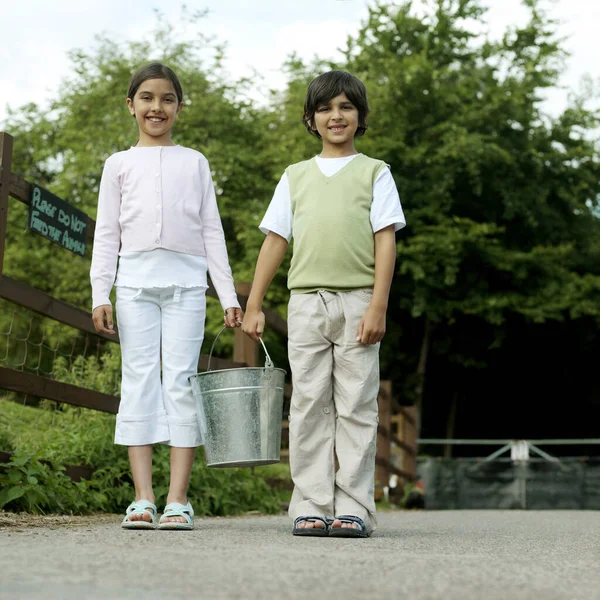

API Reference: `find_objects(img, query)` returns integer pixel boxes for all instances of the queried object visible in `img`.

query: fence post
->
[0,132,14,279]
[233,281,258,367]
[375,380,392,499]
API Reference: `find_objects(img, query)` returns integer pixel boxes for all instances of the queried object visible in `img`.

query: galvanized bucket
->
[189,328,286,468]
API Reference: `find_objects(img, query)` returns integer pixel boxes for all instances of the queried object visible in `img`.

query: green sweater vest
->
[286,154,387,294]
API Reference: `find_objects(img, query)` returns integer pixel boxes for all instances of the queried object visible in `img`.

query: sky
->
[1,0,599,125]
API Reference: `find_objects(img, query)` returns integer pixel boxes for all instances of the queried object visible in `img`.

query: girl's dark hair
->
[303,70,369,138]
[127,62,184,104]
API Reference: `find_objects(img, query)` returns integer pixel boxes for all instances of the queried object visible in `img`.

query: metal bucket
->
[189,328,286,468]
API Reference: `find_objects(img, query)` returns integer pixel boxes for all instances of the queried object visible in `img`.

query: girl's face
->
[311,93,359,152]
[126,78,183,146]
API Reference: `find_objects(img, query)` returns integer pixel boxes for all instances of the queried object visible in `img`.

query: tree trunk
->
[414,316,433,437]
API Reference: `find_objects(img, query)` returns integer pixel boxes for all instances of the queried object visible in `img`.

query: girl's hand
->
[356,305,386,345]
[92,305,116,335]
[242,309,265,342]
[224,307,243,328]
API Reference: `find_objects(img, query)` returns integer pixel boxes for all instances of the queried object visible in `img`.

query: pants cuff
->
[115,410,170,446]
[114,411,202,447]
[166,415,203,447]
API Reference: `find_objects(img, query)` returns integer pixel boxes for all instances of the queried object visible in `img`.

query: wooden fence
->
[0,130,417,498]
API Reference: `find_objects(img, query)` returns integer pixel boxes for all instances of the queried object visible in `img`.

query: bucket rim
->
[189,366,287,381]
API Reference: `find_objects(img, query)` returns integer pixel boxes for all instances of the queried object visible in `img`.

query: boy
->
[242,70,405,537]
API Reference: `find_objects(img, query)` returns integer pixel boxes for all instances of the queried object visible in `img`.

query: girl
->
[90,62,242,530]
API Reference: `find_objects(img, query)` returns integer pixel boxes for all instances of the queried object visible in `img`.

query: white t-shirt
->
[259,154,406,241]
[115,249,208,292]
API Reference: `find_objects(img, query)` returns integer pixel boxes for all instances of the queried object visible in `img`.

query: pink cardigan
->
[90,145,240,310]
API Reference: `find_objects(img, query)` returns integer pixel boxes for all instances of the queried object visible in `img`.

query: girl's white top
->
[90,145,240,311]
[114,249,209,294]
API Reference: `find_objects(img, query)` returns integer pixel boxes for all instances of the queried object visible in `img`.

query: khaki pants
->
[287,289,379,533]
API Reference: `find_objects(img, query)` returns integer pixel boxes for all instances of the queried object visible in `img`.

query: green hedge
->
[0,398,285,515]
[0,344,287,515]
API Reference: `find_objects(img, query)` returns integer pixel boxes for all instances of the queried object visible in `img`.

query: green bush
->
[0,454,87,514]
[0,347,285,516]
[0,405,282,515]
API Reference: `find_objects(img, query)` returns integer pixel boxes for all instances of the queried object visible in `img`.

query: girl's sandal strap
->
[158,502,194,530]
[122,499,157,529]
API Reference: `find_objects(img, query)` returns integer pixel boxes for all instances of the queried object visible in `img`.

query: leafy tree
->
[261,0,600,438]
[331,0,600,433]
[2,11,279,353]
[2,0,600,446]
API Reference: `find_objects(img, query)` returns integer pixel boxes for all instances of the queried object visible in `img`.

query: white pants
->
[115,286,206,447]
[287,289,380,533]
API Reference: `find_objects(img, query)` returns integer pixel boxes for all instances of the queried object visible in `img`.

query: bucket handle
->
[206,326,274,372]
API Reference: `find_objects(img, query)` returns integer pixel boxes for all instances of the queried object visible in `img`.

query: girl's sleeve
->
[199,159,241,311]
[90,156,121,310]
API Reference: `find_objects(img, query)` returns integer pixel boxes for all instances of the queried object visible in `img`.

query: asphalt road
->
[1,510,599,600]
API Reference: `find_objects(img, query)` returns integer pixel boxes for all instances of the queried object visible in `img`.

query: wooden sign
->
[28,185,87,257]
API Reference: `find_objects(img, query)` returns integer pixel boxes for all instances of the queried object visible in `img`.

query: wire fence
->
[0,307,104,376]
[0,301,118,426]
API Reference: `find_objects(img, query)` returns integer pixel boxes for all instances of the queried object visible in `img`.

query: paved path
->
[1,511,599,600]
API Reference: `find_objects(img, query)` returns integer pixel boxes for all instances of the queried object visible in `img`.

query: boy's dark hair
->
[303,70,369,138]
[127,62,184,105]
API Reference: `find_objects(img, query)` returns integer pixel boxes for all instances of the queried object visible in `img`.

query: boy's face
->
[311,93,359,149]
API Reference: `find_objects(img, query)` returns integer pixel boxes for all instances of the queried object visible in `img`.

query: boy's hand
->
[224,307,243,328]
[357,305,386,344]
[242,309,265,342]
[92,304,115,335]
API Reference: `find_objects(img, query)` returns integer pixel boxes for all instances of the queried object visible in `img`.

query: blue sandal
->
[158,501,194,530]
[292,516,331,537]
[121,499,157,529]
[329,515,369,538]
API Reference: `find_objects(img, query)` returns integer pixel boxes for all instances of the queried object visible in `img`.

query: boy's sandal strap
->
[329,515,369,538]
[292,515,331,536]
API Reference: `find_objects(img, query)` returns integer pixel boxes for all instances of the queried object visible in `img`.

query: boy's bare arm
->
[357,225,396,344]
[242,232,289,341]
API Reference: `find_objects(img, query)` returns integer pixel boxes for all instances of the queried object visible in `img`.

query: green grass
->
[0,398,284,516]
[253,462,292,507]
[1,398,117,466]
